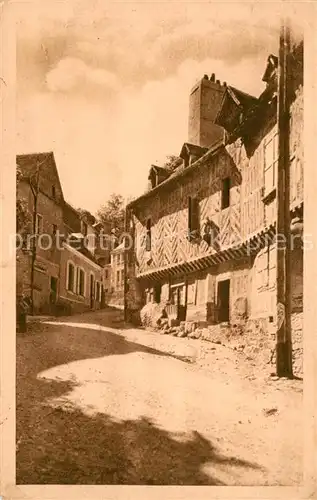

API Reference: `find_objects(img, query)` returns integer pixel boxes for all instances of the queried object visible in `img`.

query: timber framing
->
[135,200,303,283]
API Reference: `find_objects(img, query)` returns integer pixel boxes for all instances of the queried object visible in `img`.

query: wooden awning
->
[136,225,276,282]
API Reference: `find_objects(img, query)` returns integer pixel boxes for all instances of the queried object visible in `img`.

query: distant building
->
[104,241,125,307]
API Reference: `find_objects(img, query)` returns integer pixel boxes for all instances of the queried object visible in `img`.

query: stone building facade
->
[58,243,103,314]
[104,242,125,307]
[16,152,106,315]
[125,38,304,376]
[16,153,65,314]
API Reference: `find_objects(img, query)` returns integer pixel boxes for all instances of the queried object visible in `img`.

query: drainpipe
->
[276,18,293,377]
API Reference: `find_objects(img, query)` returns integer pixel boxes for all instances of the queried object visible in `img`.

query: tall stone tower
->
[188,73,226,148]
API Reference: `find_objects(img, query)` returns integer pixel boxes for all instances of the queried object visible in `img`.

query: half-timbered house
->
[125,37,303,374]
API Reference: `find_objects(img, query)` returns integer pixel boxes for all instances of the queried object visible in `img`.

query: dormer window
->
[148,165,169,190]
[180,143,208,169]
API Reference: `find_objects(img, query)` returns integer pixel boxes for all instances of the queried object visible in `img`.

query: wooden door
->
[217,279,230,323]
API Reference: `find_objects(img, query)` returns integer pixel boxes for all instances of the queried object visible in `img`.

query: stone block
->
[200,328,211,341]
[168,318,180,328]
[232,297,248,320]
[188,328,202,339]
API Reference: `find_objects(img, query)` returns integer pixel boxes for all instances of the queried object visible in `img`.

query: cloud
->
[16,0,306,213]
[45,57,120,93]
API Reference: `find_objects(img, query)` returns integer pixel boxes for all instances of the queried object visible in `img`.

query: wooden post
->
[276,19,293,377]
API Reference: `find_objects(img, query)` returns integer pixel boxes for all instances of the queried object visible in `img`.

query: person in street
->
[16,294,31,333]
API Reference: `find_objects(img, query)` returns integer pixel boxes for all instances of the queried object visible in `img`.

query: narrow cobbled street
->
[16,308,302,485]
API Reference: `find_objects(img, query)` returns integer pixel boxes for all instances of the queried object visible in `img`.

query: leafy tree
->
[16,166,31,235]
[161,155,182,172]
[97,193,125,234]
[76,207,96,226]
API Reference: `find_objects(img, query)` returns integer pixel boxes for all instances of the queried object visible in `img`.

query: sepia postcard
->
[0,0,317,499]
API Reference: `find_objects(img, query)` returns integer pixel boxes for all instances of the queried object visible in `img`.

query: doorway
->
[50,277,58,304]
[217,279,230,322]
[169,283,186,321]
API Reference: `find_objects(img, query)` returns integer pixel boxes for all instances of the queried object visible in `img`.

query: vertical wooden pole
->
[276,19,293,377]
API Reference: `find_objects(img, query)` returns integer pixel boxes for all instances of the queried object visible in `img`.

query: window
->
[116,254,120,266]
[188,196,200,240]
[120,269,124,286]
[96,281,100,301]
[35,213,43,234]
[78,268,85,296]
[221,178,231,209]
[52,224,57,235]
[146,218,152,251]
[52,185,56,198]
[264,130,278,194]
[67,262,75,292]
[116,270,120,287]
[105,269,108,279]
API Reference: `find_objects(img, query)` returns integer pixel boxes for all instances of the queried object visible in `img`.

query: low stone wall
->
[291,311,303,377]
[152,312,303,378]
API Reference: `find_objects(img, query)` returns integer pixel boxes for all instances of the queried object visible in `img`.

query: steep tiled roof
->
[17,151,65,202]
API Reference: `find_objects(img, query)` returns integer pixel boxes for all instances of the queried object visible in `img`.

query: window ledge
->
[262,187,276,204]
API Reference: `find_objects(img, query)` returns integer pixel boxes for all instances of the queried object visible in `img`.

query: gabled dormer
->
[215,86,258,136]
[148,165,170,190]
[179,143,208,168]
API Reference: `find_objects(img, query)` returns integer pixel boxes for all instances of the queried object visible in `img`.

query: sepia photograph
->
[1,0,316,496]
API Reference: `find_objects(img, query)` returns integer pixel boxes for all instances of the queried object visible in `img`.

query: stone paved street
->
[16,308,302,485]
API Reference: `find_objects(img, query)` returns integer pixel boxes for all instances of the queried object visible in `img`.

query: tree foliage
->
[161,155,182,172]
[16,166,31,234]
[76,207,96,226]
[97,193,125,233]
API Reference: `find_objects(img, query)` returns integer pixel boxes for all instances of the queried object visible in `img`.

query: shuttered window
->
[67,262,75,292]
[264,130,278,194]
[146,218,152,251]
[79,269,85,296]
[188,196,200,241]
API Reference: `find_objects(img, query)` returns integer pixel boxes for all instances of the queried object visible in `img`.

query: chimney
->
[223,81,227,87]
[188,75,226,148]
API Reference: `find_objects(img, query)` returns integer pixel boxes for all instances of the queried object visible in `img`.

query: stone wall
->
[58,245,103,315]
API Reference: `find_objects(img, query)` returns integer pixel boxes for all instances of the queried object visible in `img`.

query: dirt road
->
[16,308,302,485]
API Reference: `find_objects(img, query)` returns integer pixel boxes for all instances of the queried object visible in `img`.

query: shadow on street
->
[16,319,262,485]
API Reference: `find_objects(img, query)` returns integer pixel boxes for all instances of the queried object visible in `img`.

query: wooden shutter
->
[188,196,199,241]
[191,197,199,232]
[146,218,151,251]
[188,196,192,233]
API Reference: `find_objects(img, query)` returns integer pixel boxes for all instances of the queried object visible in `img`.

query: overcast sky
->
[16,1,304,214]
